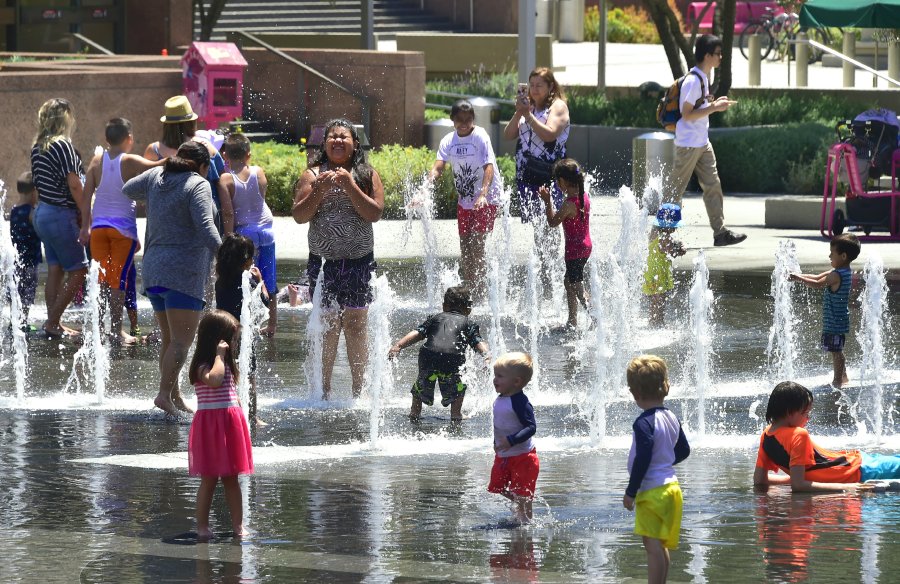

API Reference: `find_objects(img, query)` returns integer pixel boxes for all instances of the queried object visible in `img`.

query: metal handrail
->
[233,30,371,136]
[426,89,515,106]
[807,38,900,88]
[69,33,114,55]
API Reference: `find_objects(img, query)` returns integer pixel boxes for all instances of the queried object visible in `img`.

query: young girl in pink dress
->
[538,158,592,330]
[188,309,254,539]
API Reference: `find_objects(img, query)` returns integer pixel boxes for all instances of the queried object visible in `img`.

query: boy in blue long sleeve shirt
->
[623,355,690,584]
[488,352,538,525]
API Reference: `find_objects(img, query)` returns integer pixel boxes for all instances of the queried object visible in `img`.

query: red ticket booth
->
[181,42,247,130]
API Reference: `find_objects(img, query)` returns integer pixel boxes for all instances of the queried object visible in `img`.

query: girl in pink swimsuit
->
[538,158,592,330]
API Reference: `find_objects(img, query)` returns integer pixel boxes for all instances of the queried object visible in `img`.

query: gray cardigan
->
[123,167,221,301]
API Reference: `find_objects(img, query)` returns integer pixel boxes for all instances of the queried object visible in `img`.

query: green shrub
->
[425,107,450,122]
[585,6,660,43]
[248,141,308,215]
[716,93,856,127]
[711,123,833,193]
[369,144,457,219]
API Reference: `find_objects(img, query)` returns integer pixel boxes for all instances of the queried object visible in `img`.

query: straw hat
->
[160,95,198,124]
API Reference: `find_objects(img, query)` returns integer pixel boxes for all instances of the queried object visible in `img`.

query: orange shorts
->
[458,204,497,237]
[488,448,539,498]
[90,227,138,290]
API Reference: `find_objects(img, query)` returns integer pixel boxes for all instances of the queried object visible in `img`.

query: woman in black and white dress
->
[292,119,385,399]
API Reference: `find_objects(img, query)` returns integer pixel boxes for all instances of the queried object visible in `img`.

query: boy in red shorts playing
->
[488,352,539,525]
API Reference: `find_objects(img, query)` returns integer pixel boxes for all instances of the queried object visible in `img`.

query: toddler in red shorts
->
[488,351,539,524]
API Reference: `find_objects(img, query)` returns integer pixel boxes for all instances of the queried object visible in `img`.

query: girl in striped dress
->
[188,310,254,539]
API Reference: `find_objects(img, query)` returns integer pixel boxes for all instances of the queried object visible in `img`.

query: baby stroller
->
[820,109,900,240]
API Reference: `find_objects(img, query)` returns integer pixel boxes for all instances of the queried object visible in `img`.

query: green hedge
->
[247,140,516,219]
[711,123,833,194]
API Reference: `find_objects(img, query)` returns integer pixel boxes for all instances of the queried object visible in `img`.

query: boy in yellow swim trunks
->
[623,355,691,584]
[643,203,687,327]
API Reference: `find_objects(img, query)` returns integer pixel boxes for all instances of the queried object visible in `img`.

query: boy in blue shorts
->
[789,233,860,388]
[623,355,690,584]
[389,286,489,422]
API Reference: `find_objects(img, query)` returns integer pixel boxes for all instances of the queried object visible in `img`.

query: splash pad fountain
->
[1,179,899,582]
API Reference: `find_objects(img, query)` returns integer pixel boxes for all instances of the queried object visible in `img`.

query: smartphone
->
[517,82,528,100]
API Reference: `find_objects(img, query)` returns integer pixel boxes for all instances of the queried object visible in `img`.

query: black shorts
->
[565,257,589,283]
[307,252,377,309]
[412,349,466,406]
[821,333,846,353]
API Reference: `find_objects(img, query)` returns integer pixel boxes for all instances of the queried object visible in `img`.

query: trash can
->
[425,118,454,152]
[557,0,585,43]
[632,132,674,213]
[536,0,555,37]
[469,97,502,150]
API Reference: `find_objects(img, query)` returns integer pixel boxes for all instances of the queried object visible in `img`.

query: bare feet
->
[196,527,214,541]
[234,525,249,537]
[172,393,194,414]
[261,324,276,338]
[153,394,179,417]
[112,331,137,345]
[831,376,850,389]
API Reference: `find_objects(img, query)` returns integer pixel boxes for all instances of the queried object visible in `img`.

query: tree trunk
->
[195,0,228,41]
[643,0,694,78]
[715,0,736,96]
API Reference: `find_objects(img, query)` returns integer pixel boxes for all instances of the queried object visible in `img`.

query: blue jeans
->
[32,203,88,272]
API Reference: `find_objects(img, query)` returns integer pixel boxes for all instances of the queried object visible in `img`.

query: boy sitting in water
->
[753,381,900,492]
[389,286,489,422]
[789,233,860,388]
[623,355,690,584]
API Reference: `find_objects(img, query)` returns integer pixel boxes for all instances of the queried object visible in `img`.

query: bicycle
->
[739,7,830,64]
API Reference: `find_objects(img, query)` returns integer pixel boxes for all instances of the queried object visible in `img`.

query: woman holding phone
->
[503,67,570,292]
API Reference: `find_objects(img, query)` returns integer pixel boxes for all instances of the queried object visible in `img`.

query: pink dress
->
[188,366,254,477]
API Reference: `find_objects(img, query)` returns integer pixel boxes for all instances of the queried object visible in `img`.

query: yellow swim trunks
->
[634,481,683,550]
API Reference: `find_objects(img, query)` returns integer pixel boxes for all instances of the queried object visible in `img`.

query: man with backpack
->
[667,34,746,247]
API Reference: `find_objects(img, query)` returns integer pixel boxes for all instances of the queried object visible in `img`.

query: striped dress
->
[307,163,374,261]
[188,366,254,477]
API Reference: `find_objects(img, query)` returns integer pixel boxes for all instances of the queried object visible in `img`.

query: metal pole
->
[748,33,761,86]
[843,32,856,87]
[597,0,606,89]
[889,41,900,82]
[518,0,536,83]
[470,0,474,31]
[795,32,808,87]
[361,0,375,50]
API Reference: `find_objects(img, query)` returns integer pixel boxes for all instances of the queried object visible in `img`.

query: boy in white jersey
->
[488,352,539,525]
[623,355,690,584]
[219,133,278,336]
[83,118,162,344]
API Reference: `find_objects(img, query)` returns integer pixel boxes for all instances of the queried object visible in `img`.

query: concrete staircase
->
[201,0,466,40]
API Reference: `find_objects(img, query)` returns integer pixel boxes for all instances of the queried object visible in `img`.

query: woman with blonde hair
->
[503,68,571,294]
[30,98,90,338]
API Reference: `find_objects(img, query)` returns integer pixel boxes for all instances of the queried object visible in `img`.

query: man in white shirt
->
[669,35,746,247]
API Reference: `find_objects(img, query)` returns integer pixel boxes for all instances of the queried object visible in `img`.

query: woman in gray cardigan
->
[124,141,221,417]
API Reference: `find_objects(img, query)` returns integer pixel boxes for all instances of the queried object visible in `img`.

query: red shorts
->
[458,204,497,237]
[488,448,539,498]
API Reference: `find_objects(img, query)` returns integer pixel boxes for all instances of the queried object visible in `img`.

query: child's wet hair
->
[764,381,813,423]
[16,172,34,195]
[443,286,472,313]
[450,99,475,121]
[164,141,210,175]
[830,233,861,262]
[494,352,534,385]
[105,118,133,146]
[188,309,240,384]
[552,158,586,213]
[626,355,669,400]
[222,132,252,161]
[217,233,255,282]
